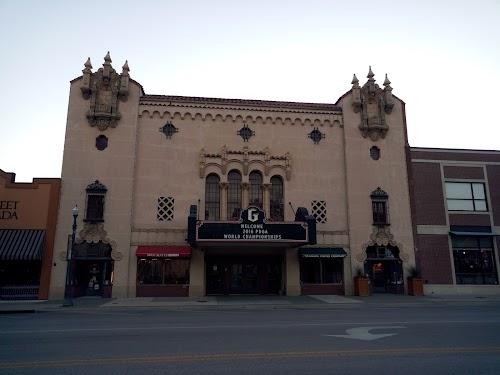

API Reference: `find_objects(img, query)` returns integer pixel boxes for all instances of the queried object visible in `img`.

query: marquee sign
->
[196,207,309,243]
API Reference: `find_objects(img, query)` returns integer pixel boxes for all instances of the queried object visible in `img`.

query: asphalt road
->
[1,301,500,374]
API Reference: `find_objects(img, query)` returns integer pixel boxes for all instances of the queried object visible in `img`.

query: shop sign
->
[0,200,19,220]
[197,206,308,243]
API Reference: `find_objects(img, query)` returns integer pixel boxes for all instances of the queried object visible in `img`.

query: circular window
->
[370,146,380,160]
[96,135,108,151]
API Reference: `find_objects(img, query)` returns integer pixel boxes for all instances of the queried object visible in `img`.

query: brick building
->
[410,148,500,295]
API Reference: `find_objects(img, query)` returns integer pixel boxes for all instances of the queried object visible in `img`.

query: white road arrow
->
[324,326,406,341]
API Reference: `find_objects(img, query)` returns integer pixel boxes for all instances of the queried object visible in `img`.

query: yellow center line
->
[2,347,500,369]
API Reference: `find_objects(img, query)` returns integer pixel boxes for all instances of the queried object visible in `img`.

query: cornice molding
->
[138,107,343,128]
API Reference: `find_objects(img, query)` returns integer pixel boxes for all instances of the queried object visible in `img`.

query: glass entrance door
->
[206,256,282,295]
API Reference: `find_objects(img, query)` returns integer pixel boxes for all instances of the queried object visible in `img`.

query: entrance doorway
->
[74,260,112,297]
[206,256,282,295]
[70,241,113,298]
[365,246,403,294]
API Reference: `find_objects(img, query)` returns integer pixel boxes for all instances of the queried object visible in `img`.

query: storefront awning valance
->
[136,246,192,258]
[449,225,496,237]
[0,229,45,261]
[299,247,347,258]
[449,231,496,237]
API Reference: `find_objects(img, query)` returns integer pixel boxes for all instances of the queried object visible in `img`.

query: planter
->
[407,277,424,296]
[102,285,113,298]
[354,277,370,296]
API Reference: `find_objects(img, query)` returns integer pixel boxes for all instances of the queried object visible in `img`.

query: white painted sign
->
[324,326,406,341]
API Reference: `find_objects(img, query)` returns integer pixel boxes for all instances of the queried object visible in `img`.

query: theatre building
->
[49,53,417,299]
[410,148,500,295]
[0,169,60,299]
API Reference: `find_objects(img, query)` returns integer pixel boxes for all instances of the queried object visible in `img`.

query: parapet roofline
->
[411,147,500,154]
[140,95,342,112]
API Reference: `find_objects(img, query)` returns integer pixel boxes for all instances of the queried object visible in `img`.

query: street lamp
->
[63,205,79,307]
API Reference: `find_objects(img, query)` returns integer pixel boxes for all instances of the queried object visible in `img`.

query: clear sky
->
[1,0,499,182]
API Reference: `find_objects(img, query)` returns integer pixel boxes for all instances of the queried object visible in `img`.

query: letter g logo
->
[248,208,259,222]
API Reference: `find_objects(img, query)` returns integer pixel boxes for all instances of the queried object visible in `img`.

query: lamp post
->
[63,205,79,307]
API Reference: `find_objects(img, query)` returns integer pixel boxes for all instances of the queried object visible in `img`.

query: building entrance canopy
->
[136,246,192,258]
[299,247,347,258]
[188,206,316,247]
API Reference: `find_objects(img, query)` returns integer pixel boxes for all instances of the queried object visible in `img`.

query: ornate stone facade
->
[50,56,417,299]
[80,52,130,130]
[352,67,394,141]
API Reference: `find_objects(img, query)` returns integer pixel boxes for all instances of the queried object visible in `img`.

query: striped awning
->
[0,230,45,261]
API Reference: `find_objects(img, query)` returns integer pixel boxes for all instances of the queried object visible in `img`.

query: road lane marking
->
[2,320,500,334]
[324,326,406,341]
[1,347,500,369]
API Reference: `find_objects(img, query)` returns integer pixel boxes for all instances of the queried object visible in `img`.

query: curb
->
[0,309,36,314]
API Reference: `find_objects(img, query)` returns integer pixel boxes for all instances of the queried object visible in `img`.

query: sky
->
[1,0,499,182]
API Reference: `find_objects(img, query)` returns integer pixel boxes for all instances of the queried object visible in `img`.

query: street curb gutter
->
[0,309,36,314]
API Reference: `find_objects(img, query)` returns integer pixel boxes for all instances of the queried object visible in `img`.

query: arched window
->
[270,176,284,221]
[227,170,242,219]
[205,174,220,220]
[370,187,389,225]
[249,171,263,208]
[85,180,107,222]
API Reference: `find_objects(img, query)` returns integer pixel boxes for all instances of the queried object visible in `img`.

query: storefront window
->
[137,258,190,285]
[300,258,343,284]
[452,236,498,285]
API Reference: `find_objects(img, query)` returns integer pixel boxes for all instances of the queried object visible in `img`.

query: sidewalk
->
[2,293,500,313]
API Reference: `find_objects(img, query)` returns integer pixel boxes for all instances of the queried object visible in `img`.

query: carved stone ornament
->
[76,222,120,259]
[199,146,292,180]
[80,52,130,131]
[368,226,396,247]
[351,67,395,141]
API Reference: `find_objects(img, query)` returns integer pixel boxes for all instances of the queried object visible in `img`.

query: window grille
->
[157,196,174,221]
[311,200,327,223]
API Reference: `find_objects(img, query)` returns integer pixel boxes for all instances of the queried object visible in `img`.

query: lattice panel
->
[157,196,174,221]
[311,200,327,223]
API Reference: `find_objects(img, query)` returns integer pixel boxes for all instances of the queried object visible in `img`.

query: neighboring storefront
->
[410,148,500,295]
[0,169,60,300]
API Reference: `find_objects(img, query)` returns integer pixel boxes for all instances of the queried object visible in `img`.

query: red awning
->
[136,246,192,258]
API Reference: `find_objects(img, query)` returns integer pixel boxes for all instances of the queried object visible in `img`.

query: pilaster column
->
[263,183,271,218]
[241,182,249,209]
[219,182,228,220]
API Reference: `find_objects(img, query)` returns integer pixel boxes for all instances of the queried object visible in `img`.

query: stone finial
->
[81,57,93,98]
[102,51,113,79]
[351,74,359,88]
[383,73,391,87]
[104,51,112,65]
[121,60,130,76]
[119,59,130,100]
[83,57,92,73]
[351,73,362,112]
[383,74,394,114]
[367,66,375,81]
